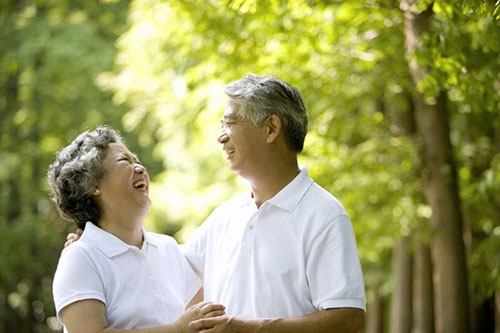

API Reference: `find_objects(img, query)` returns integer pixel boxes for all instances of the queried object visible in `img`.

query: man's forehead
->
[223,113,240,119]
[223,101,241,118]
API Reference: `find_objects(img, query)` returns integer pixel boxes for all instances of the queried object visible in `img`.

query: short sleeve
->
[52,245,106,323]
[180,213,215,279]
[179,248,203,305]
[160,234,203,305]
[306,215,366,311]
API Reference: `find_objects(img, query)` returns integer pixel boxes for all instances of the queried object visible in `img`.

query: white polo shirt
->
[182,168,366,317]
[53,222,200,329]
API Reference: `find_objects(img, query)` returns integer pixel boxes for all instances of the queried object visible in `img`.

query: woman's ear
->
[92,187,101,196]
[265,115,282,143]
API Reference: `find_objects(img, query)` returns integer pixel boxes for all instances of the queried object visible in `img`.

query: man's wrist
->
[230,316,277,333]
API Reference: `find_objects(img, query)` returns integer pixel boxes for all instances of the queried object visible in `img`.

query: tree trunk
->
[400,1,470,332]
[390,238,413,333]
[1,69,20,224]
[494,115,500,333]
[495,291,500,333]
[366,283,385,333]
[413,242,434,333]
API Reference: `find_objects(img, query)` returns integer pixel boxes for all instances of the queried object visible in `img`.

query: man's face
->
[218,101,267,179]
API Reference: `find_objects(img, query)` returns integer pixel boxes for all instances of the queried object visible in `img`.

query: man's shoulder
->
[306,181,347,213]
[215,192,250,211]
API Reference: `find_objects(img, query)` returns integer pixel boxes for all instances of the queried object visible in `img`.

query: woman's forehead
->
[107,142,129,153]
[108,142,141,160]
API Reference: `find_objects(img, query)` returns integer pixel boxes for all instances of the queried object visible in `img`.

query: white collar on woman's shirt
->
[79,221,154,258]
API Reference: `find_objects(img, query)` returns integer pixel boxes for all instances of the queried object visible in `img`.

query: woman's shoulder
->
[59,238,99,262]
[145,231,179,247]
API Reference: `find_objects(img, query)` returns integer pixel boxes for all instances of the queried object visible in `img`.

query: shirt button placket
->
[145,256,166,312]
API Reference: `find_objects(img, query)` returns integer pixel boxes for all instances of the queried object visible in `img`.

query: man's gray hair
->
[224,74,308,152]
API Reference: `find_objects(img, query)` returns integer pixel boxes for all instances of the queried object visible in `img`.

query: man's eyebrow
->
[223,114,240,120]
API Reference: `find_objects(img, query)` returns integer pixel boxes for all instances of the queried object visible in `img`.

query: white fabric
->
[53,222,201,329]
[182,168,366,317]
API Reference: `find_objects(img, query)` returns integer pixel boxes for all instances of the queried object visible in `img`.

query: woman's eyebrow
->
[131,152,141,163]
[117,151,140,162]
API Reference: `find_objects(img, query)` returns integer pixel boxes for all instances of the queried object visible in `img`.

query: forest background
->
[0,0,499,332]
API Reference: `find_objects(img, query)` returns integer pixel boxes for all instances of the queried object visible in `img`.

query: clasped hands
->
[176,301,234,333]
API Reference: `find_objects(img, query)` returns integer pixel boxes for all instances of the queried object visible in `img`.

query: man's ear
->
[265,115,282,143]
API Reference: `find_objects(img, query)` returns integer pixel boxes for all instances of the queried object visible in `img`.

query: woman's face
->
[95,142,151,215]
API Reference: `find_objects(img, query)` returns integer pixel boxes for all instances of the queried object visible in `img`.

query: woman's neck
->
[98,213,145,248]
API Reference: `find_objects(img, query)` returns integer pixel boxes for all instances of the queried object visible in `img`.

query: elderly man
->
[184,74,366,332]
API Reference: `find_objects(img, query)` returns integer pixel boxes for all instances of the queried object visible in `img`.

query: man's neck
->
[250,165,300,208]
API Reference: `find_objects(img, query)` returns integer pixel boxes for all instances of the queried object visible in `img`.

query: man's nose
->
[218,132,229,144]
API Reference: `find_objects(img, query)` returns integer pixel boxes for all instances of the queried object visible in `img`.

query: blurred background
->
[0,0,499,332]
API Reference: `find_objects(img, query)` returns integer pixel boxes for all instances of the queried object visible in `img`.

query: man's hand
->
[64,228,83,248]
[189,315,236,332]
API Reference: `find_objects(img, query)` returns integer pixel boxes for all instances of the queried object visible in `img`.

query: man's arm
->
[189,307,365,333]
[64,229,82,247]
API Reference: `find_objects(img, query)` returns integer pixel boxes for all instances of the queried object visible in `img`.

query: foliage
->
[0,0,155,331]
[423,0,500,306]
[0,0,499,331]
[113,0,420,294]
[113,0,500,321]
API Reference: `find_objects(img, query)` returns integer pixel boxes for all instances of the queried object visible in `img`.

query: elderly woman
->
[48,126,224,332]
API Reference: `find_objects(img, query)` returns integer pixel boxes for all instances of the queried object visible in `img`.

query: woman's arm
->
[186,287,204,310]
[60,299,225,333]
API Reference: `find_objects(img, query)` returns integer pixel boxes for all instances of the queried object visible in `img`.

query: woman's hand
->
[174,301,226,333]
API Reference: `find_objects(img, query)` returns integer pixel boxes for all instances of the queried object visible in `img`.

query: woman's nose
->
[134,164,146,174]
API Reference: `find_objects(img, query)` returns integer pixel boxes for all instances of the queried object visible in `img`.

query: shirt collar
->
[241,167,313,212]
[81,222,156,258]
[267,167,312,211]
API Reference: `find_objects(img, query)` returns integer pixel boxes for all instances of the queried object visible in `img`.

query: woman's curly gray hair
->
[47,126,123,229]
